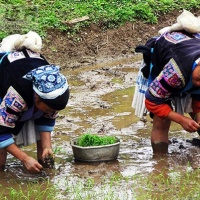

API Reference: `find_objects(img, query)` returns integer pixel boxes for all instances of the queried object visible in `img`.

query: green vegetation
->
[77,133,118,146]
[67,168,200,199]
[2,167,200,199]
[0,0,200,39]
[2,167,198,199]
[0,180,57,200]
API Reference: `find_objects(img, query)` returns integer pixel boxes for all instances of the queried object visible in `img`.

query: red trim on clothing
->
[145,99,172,117]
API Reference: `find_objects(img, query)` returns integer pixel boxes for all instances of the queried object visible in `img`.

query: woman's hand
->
[167,111,200,132]
[22,155,43,173]
[39,132,55,168]
[179,116,200,132]
[40,147,55,168]
[42,147,54,160]
[5,144,43,173]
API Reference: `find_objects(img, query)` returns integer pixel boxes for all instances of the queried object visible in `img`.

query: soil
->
[42,9,200,68]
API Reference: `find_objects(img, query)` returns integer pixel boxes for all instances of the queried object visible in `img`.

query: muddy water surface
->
[1,55,200,199]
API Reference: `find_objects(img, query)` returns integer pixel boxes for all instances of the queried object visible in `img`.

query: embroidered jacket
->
[145,31,200,117]
[0,50,57,148]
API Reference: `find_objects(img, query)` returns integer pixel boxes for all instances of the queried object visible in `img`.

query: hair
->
[40,88,70,110]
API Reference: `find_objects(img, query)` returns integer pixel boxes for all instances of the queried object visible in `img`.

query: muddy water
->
[1,55,200,198]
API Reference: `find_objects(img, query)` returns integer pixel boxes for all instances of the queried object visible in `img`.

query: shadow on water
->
[1,55,200,198]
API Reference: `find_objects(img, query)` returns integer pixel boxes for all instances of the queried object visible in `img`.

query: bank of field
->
[0,0,200,38]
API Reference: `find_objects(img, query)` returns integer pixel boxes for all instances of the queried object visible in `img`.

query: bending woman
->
[0,49,69,172]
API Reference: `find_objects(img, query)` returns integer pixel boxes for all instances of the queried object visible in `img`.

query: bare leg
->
[151,115,171,154]
[0,149,7,171]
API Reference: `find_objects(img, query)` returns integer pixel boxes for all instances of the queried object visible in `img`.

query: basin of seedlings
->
[70,133,120,162]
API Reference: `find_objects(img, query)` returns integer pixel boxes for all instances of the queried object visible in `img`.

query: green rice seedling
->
[3,180,57,200]
[76,133,118,147]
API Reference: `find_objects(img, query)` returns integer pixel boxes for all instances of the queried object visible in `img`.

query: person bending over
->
[142,31,200,153]
[0,49,69,173]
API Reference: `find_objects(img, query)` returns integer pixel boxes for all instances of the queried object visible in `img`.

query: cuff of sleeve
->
[145,99,172,118]
[0,137,14,148]
[35,125,54,132]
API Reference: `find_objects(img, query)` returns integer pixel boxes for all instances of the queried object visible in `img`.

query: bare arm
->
[5,143,43,173]
[167,111,200,132]
[39,131,52,149]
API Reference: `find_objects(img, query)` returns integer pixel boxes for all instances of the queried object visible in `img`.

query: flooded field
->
[1,55,200,199]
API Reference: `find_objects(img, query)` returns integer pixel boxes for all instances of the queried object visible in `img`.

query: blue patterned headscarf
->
[23,65,69,110]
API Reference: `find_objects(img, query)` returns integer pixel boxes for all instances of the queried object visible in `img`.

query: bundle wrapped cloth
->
[0,31,42,53]
[158,9,200,35]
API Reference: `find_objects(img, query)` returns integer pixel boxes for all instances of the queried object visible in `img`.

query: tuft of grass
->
[77,133,118,147]
[0,179,58,200]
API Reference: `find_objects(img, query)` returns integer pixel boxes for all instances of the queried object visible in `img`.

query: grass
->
[0,179,58,200]
[0,0,200,39]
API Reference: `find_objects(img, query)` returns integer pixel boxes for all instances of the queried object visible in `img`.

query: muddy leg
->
[0,148,7,171]
[151,115,171,154]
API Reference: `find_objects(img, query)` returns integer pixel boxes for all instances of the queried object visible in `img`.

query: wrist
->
[5,143,29,162]
[18,152,29,162]
[43,147,52,150]
[167,111,183,124]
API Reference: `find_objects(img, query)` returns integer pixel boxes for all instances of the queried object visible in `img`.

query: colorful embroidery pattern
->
[0,86,27,128]
[149,59,185,99]
[7,51,26,63]
[162,59,185,87]
[164,32,191,44]
[26,49,44,60]
[149,80,170,98]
